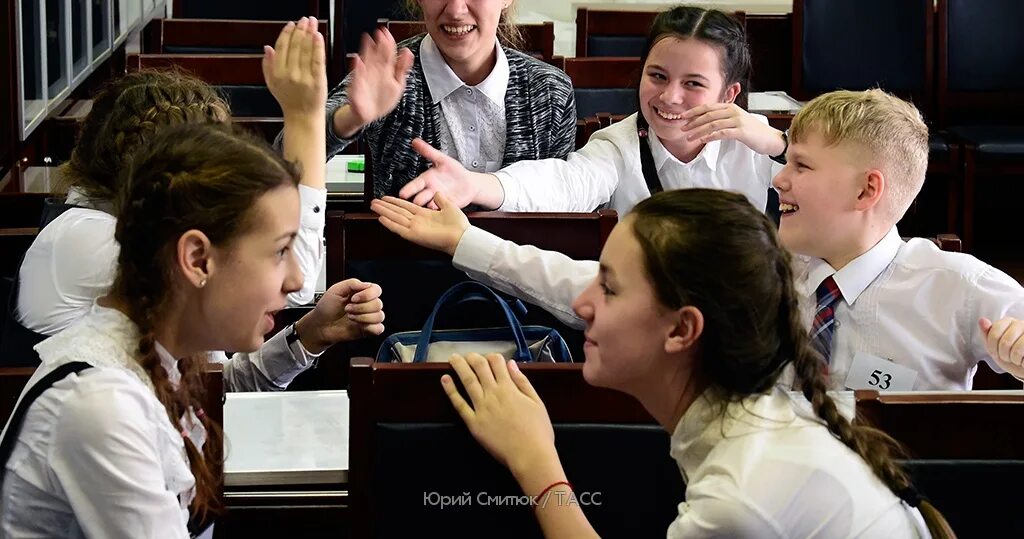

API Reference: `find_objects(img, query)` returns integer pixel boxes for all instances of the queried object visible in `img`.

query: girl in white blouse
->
[397,6,787,217]
[0,23,385,538]
[372,189,955,538]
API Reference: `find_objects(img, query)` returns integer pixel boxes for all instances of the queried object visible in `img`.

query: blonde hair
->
[789,89,929,224]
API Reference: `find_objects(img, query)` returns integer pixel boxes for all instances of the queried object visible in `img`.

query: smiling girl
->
[321,0,576,198]
[398,6,787,216]
[371,189,954,538]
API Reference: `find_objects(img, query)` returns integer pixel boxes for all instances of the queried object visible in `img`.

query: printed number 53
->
[869,369,892,390]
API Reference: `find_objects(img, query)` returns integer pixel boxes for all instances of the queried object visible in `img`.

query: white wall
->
[514,0,792,56]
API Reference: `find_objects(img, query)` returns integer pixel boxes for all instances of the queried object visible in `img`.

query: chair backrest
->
[792,0,934,106]
[325,210,617,377]
[855,389,1024,536]
[937,0,1024,125]
[126,53,280,117]
[575,7,747,58]
[348,359,685,538]
[563,57,640,118]
[171,0,320,20]
[382,19,555,61]
[144,18,329,55]
[855,390,1024,459]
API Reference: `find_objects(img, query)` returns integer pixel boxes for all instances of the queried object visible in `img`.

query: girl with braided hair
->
[0,23,384,536]
[371,188,954,538]
[15,17,328,338]
[5,19,383,377]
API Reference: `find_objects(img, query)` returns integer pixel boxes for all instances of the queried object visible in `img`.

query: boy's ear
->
[665,306,704,354]
[722,82,742,104]
[854,169,885,211]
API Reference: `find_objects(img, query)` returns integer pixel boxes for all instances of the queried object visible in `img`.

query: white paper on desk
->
[748,91,803,113]
[223,390,349,473]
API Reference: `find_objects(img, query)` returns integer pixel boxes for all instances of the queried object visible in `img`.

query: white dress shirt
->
[453,225,593,329]
[16,184,327,336]
[796,226,1024,390]
[0,304,298,538]
[668,387,929,538]
[420,35,508,173]
[494,113,782,216]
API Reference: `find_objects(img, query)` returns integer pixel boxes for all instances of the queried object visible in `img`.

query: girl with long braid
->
[0,22,383,537]
[372,188,955,538]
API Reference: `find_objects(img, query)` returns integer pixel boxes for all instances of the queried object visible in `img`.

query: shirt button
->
[313,205,321,213]
[465,88,473,95]
[469,125,476,131]
[472,160,479,167]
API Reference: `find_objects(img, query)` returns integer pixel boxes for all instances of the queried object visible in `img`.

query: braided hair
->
[110,123,299,521]
[630,189,955,538]
[57,69,230,208]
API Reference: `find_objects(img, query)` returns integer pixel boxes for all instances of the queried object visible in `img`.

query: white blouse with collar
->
[668,387,929,538]
[0,305,205,538]
[494,113,782,217]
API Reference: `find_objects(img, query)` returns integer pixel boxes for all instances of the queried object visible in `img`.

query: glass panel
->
[72,0,88,77]
[45,0,68,98]
[91,0,109,59]
[112,0,121,40]
[20,0,46,133]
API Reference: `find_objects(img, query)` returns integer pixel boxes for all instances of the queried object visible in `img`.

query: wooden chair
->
[381,19,555,62]
[937,0,1024,254]
[171,0,320,21]
[143,18,328,54]
[348,359,684,538]
[323,210,616,386]
[575,8,746,58]
[855,390,1024,536]
[562,57,641,119]
[127,53,279,117]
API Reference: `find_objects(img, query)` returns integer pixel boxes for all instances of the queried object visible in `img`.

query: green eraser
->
[347,159,365,172]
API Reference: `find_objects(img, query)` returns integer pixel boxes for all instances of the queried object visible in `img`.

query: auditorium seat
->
[856,390,1024,537]
[563,57,640,119]
[348,359,685,538]
[937,0,1024,254]
[127,53,280,117]
[575,8,746,58]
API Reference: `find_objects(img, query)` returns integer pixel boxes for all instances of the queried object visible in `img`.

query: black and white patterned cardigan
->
[325,34,577,198]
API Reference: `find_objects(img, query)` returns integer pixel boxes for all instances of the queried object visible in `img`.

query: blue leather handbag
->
[377,281,573,363]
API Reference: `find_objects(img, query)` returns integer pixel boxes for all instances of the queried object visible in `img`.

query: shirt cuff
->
[257,329,317,387]
[494,171,520,211]
[453,225,503,275]
[298,184,327,229]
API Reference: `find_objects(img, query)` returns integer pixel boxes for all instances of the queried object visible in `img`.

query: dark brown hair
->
[636,6,751,132]
[110,123,300,521]
[630,188,955,539]
[58,69,230,208]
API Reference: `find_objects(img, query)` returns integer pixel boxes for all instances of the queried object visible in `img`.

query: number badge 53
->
[843,352,918,391]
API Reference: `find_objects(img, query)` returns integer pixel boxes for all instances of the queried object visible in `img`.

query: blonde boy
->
[773,89,1024,390]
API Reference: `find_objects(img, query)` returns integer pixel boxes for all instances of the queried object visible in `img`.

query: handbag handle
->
[413,281,532,362]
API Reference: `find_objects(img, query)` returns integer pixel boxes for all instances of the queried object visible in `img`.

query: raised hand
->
[262,17,327,118]
[295,279,385,353]
[979,317,1024,380]
[346,28,415,127]
[680,103,787,156]
[371,192,470,256]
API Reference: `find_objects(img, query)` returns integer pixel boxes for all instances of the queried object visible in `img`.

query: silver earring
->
[199,278,207,288]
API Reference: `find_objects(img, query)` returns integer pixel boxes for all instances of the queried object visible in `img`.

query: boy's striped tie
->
[810,275,843,364]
